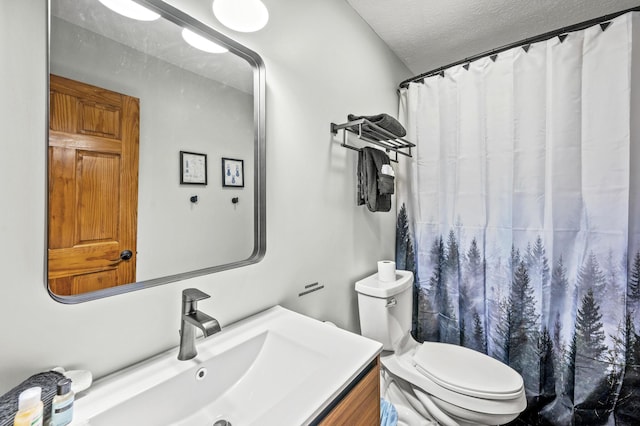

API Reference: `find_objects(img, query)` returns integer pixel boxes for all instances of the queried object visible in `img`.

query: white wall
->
[0,0,410,393]
[50,18,255,280]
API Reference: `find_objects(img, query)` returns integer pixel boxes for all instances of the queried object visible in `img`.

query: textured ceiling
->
[347,0,640,76]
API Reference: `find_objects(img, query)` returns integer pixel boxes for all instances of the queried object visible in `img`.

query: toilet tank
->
[355,270,413,351]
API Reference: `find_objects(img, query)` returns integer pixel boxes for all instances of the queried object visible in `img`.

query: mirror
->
[47,0,265,302]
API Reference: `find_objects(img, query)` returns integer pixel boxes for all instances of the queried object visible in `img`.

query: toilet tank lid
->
[355,270,413,298]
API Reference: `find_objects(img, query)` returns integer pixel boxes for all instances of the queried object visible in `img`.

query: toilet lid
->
[412,342,524,400]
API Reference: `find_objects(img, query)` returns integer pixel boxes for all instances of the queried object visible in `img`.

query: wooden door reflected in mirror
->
[48,75,139,295]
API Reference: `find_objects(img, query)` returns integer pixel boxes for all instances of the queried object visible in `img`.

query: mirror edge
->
[46,0,266,304]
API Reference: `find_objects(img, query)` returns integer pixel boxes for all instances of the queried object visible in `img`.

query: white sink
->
[72,306,382,426]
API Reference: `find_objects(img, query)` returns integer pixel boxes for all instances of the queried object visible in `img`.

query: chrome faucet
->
[178,288,221,361]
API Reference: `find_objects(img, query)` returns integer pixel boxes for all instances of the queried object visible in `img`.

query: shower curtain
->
[396,12,640,425]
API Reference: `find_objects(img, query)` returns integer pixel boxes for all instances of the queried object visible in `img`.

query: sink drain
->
[213,421,231,426]
[195,367,207,381]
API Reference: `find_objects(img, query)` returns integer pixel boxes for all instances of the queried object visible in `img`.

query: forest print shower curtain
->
[396,12,640,425]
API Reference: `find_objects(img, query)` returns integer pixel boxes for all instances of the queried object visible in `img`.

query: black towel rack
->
[330,118,415,162]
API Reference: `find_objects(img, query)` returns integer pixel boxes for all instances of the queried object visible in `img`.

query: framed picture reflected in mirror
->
[222,157,244,187]
[180,151,208,185]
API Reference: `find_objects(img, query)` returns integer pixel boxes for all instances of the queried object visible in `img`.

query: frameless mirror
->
[47,0,265,302]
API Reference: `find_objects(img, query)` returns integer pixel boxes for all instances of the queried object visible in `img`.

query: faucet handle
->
[182,288,211,303]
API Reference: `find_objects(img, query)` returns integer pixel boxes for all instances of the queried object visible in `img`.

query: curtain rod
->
[398,5,640,89]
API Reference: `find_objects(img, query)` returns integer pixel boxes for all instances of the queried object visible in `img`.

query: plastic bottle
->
[13,387,43,426]
[49,378,74,426]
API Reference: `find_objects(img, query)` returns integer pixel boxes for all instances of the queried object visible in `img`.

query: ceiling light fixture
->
[181,29,228,54]
[98,0,160,21]
[212,0,269,33]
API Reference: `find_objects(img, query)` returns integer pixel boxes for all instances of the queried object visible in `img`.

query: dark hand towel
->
[378,173,395,195]
[348,113,407,138]
[359,147,393,212]
[357,150,366,206]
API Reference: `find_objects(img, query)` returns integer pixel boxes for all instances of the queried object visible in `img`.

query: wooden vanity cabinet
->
[316,357,380,426]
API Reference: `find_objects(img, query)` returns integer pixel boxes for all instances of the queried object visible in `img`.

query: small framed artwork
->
[180,151,207,185]
[222,157,244,187]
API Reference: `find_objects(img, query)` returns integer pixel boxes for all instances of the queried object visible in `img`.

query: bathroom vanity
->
[70,306,382,425]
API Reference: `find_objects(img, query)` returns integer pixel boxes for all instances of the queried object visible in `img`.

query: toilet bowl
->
[356,270,526,425]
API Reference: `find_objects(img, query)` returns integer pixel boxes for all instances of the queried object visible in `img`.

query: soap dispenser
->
[49,378,74,426]
[13,387,43,426]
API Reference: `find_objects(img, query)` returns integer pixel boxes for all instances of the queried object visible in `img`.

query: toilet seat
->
[412,342,524,400]
[381,337,527,416]
[381,349,527,424]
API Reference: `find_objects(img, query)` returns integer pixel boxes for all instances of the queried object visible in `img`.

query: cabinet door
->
[319,358,380,426]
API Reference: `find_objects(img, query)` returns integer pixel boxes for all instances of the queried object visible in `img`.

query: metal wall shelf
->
[330,118,414,162]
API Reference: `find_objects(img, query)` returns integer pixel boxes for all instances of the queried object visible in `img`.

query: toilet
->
[356,270,526,426]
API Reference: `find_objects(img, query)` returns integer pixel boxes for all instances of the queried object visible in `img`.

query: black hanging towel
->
[358,147,393,212]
